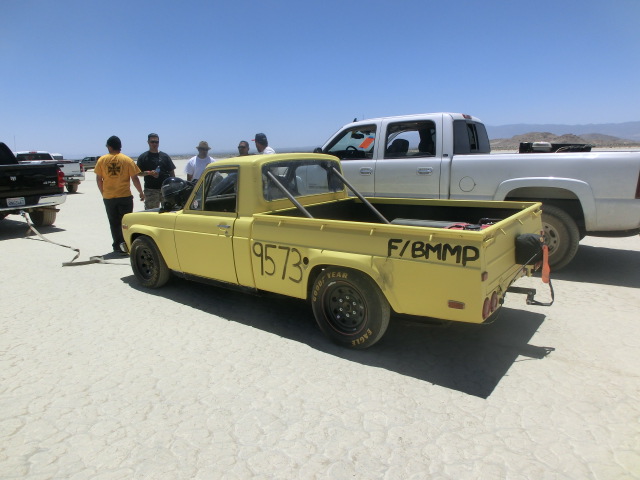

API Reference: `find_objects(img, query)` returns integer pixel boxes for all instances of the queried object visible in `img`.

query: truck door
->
[323,123,378,196]
[174,168,239,284]
[374,117,443,198]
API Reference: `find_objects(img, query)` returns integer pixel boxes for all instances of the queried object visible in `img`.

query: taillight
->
[57,168,65,188]
[635,171,640,199]
[80,163,85,172]
[482,298,491,319]
[490,292,499,312]
[482,291,501,320]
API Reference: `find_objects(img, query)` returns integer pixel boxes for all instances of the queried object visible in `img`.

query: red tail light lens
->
[482,297,491,319]
[490,292,499,312]
[80,163,85,172]
[57,169,65,188]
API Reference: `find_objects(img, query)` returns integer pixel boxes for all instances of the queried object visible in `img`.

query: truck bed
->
[267,196,537,228]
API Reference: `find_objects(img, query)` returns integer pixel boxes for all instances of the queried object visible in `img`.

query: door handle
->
[217,224,231,236]
[359,167,373,175]
[417,167,433,175]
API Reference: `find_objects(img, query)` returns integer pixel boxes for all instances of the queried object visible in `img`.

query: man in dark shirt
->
[136,133,176,209]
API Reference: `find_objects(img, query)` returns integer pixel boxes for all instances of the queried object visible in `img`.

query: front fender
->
[122,212,180,270]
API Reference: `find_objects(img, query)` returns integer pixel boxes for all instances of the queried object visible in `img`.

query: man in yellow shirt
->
[95,136,145,253]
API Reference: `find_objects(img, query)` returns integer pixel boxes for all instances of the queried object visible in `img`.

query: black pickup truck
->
[0,142,66,226]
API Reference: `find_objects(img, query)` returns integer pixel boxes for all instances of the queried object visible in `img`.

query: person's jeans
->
[103,196,133,251]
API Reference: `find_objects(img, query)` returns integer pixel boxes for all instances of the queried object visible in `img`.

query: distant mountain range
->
[487,121,640,150]
[487,121,640,142]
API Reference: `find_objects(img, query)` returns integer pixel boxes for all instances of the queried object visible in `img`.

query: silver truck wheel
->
[542,205,580,270]
[29,209,56,227]
[130,236,170,288]
[66,183,78,193]
[311,268,390,349]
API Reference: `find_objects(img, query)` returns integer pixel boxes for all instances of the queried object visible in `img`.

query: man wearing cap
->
[136,133,176,209]
[253,133,276,154]
[95,135,144,254]
[185,141,215,182]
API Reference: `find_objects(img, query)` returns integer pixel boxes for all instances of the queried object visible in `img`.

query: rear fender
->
[494,178,596,230]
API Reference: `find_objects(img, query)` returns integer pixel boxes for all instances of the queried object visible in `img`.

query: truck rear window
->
[453,120,491,154]
[262,160,344,200]
[16,153,54,161]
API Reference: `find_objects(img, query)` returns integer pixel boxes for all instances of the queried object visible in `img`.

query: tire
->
[541,204,580,270]
[66,183,78,193]
[130,236,171,288]
[29,209,56,227]
[311,267,390,349]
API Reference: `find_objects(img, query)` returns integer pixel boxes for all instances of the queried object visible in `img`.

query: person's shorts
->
[144,188,162,210]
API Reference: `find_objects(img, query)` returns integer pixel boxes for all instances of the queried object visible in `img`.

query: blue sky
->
[2,0,639,157]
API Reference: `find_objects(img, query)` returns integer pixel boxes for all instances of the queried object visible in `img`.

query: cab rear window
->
[16,153,53,161]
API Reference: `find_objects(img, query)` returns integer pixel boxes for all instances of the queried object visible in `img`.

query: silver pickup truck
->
[16,151,85,193]
[321,113,640,269]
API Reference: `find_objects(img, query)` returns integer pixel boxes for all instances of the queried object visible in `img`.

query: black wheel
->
[130,236,170,288]
[542,204,580,270]
[311,267,390,349]
[66,183,78,193]
[29,209,56,226]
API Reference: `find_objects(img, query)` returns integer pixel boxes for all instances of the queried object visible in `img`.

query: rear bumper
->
[65,176,85,183]
[0,193,66,212]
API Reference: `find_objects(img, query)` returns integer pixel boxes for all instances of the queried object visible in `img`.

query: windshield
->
[324,125,376,160]
[262,160,344,200]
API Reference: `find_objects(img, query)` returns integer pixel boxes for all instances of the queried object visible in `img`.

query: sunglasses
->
[149,140,159,144]
[238,145,247,149]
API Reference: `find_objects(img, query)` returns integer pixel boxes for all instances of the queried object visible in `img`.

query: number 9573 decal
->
[252,242,305,283]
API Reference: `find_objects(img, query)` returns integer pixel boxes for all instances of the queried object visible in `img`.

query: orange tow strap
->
[542,244,550,284]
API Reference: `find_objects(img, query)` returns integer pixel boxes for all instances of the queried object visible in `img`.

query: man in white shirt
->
[253,133,276,154]
[184,141,215,182]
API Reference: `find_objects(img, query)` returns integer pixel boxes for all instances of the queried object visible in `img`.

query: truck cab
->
[322,113,490,198]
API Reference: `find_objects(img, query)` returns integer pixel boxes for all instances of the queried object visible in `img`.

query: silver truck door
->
[374,116,443,198]
[323,123,379,196]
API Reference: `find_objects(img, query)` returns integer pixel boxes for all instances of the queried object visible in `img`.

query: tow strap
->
[20,211,127,267]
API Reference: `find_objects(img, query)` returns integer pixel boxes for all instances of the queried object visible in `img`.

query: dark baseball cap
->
[253,133,267,144]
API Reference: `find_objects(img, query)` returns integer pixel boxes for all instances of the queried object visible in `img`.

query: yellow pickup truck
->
[122,153,549,349]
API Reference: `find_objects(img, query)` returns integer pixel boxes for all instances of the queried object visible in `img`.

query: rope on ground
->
[20,211,127,267]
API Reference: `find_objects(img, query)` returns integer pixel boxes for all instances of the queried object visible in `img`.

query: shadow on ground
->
[124,275,551,398]
[0,217,65,240]
[545,243,640,288]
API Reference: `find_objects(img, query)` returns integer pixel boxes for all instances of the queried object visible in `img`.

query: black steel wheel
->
[130,236,170,288]
[311,267,390,349]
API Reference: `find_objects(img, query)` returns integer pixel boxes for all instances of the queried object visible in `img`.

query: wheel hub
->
[326,285,366,333]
